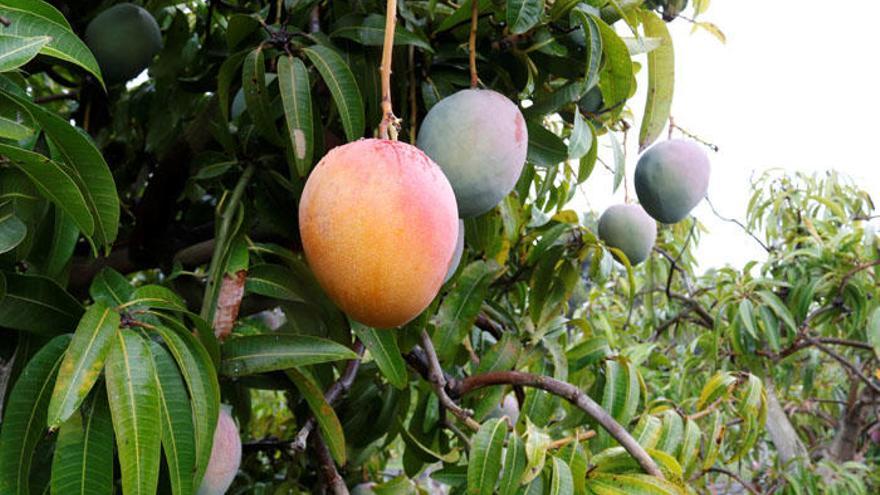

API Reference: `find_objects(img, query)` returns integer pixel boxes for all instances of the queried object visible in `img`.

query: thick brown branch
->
[456,371,664,478]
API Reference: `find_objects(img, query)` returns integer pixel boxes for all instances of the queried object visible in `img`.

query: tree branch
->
[419,330,481,431]
[377,0,399,139]
[706,467,759,495]
[455,371,664,478]
[812,341,880,395]
[312,433,349,495]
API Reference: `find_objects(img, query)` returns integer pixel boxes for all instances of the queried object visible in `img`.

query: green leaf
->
[594,358,640,450]
[868,306,880,359]
[151,325,219,487]
[287,368,347,465]
[0,115,33,140]
[595,17,634,114]
[527,121,568,167]
[0,90,118,249]
[609,131,624,193]
[522,420,551,484]
[507,0,544,35]
[498,433,526,495]
[0,272,82,335]
[586,473,684,494]
[152,343,196,495]
[220,334,358,376]
[638,11,674,151]
[568,110,593,160]
[467,418,507,495]
[654,410,683,455]
[244,263,307,302]
[242,46,283,146]
[104,330,162,495]
[277,55,314,177]
[47,302,120,428]
[678,419,701,478]
[0,143,95,237]
[0,205,26,254]
[549,457,574,495]
[330,14,433,51]
[738,299,758,340]
[0,334,70,494]
[303,45,365,141]
[50,388,114,495]
[0,34,50,72]
[0,0,103,84]
[697,372,736,410]
[571,10,602,91]
[435,0,491,33]
[433,260,499,362]
[128,285,188,312]
[353,323,407,389]
[217,49,248,122]
[90,268,134,307]
[756,290,798,336]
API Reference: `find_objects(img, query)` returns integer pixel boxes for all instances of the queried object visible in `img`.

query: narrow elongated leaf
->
[0,272,82,335]
[352,323,407,389]
[435,0,491,33]
[586,473,684,494]
[287,368,347,465]
[738,299,758,340]
[128,285,187,311]
[571,10,602,90]
[467,418,507,495]
[244,263,307,302]
[0,34,50,72]
[609,131,625,193]
[568,110,593,160]
[220,334,358,376]
[869,306,880,359]
[330,14,433,51]
[152,343,196,495]
[756,290,797,335]
[434,260,499,362]
[278,55,314,177]
[0,115,32,139]
[549,457,574,495]
[104,331,162,495]
[50,388,114,495]
[507,0,544,34]
[303,45,364,141]
[151,325,219,487]
[0,0,103,84]
[0,143,95,237]
[0,91,118,249]
[0,205,25,254]
[638,11,674,150]
[697,371,736,409]
[678,419,701,477]
[217,50,248,122]
[594,358,640,450]
[90,268,134,307]
[0,334,70,494]
[654,410,683,455]
[48,303,120,428]
[498,433,526,495]
[527,121,568,167]
[242,47,283,146]
[595,17,634,114]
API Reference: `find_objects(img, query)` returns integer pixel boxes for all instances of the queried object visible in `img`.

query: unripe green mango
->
[634,139,711,224]
[417,89,528,218]
[598,204,657,266]
[85,3,162,84]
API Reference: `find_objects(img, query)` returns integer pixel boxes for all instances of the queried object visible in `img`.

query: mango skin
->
[634,139,711,224]
[444,220,465,282]
[299,139,459,328]
[417,89,528,218]
[197,406,241,495]
[598,204,657,266]
[85,3,162,84]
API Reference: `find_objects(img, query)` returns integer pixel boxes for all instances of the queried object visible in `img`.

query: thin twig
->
[548,430,596,449]
[456,371,664,478]
[420,330,481,431]
[378,0,400,139]
[707,467,759,495]
[291,340,366,453]
[312,433,349,495]
[813,341,880,394]
[34,92,79,104]
[705,196,772,253]
[468,0,479,88]
[837,259,880,297]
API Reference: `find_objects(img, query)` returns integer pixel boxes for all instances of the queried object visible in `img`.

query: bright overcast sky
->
[576,0,880,270]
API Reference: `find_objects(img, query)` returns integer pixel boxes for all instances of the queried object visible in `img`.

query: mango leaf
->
[549,457,574,495]
[522,420,551,484]
[433,260,499,362]
[104,330,162,495]
[0,334,70,494]
[678,419,701,477]
[0,34,50,72]
[527,121,568,167]
[217,49,248,122]
[0,205,25,254]
[353,323,407,389]
[0,90,118,249]
[0,0,103,84]
[303,45,364,141]
[152,343,196,495]
[570,10,602,91]
[467,418,507,495]
[330,14,433,51]
[244,263,307,302]
[242,46,283,146]
[869,306,880,359]
[638,10,674,151]
[220,334,358,376]
[654,410,683,455]
[756,290,798,336]
[737,299,758,340]
[507,0,544,34]
[50,388,114,495]
[568,110,593,160]
[0,115,33,139]
[128,285,188,312]
[586,473,685,494]
[498,433,527,495]
[277,55,314,177]
[47,302,120,428]
[697,371,736,409]
[594,358,640,450]
[287,368,347,465]
[609,131,625,193]
[0,143,95,238]
[0,272,82,335]
[435,0,491,33]
[90,268,134,307]
[595,17,634,115]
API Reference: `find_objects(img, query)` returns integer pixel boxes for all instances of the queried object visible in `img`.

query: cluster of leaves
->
[6,0,873,495]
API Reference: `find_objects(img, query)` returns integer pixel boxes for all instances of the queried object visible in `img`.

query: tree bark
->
[826,381,864,462]
[764,378,809,466]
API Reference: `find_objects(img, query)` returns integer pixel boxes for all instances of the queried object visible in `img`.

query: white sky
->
[576,0,880,269]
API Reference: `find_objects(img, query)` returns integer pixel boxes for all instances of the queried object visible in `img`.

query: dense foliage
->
[0,0,876,494]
